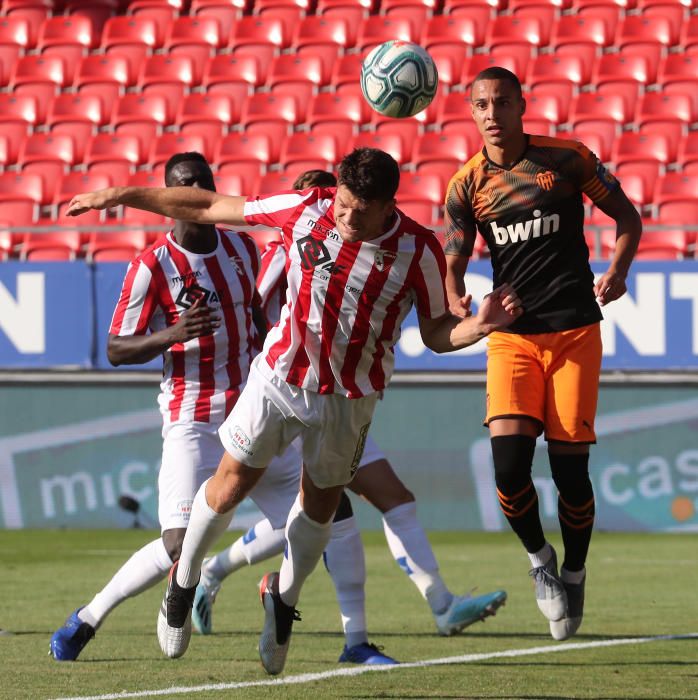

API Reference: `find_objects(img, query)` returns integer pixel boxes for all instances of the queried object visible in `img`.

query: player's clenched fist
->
[479,283,523,330]
[170,296,221,343]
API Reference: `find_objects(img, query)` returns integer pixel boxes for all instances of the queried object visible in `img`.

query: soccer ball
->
[360,40,439,119]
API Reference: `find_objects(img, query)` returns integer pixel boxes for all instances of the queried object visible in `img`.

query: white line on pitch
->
[48,632,698,700]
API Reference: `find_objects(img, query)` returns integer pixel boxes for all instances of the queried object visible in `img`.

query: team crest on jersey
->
[229,255,243,274]
[535,171,556,191]
[175,283,219,309]
[374,249,397,272]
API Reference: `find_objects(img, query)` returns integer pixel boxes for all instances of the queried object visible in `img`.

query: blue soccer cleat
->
[49,608,95,661]
[191,572,221,636]
[434,589,508,636]
[338,642,399,665]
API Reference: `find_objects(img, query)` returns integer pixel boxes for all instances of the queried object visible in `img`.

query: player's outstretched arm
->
[66,186,247,226]
[592,188,643,306]
[419,284,522,354]
[108,297,221,366]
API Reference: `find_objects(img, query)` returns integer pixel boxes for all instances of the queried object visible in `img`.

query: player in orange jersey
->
[444,67,643,641]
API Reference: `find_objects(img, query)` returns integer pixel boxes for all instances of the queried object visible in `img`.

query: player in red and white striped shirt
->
[195,170,508,651]
[67,148,522,673]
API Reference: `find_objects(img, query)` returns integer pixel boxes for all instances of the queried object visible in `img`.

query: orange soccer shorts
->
[484,323,602,444]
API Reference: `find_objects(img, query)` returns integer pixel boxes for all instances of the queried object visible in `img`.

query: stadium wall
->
[1,374,696,534]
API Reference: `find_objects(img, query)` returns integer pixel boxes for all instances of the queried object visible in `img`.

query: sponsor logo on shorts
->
[176,499,193,522]
[350,423,371,477]
[229,424,253,456]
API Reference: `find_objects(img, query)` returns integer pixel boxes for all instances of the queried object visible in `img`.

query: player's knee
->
[549,452,593,501]
[161,528,186,562]
[333,491,354,522]
[491,434,536,494]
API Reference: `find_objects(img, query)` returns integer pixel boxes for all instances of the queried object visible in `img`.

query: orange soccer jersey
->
[444,134,619,334]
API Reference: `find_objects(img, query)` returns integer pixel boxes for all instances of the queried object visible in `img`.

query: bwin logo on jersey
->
[490,209,560,245]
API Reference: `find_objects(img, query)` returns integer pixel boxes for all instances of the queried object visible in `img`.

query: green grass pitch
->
[1,530,696,700]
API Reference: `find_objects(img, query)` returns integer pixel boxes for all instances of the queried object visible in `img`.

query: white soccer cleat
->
[258,572,301,675]
[529,547,568,622]
[157,562,196,659]
[434,590,508,636]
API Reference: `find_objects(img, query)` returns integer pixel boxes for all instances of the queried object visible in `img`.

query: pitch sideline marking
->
[49,632,698,700]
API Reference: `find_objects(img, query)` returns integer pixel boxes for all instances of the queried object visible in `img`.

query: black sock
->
[491,435,545,553]
[549,452,595,572]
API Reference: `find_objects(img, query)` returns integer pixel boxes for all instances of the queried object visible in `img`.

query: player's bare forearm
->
[67,186,247,225]
[107,331,178,366]
[594,193,643,305]
[444,252,470,314]
[419,284,522,353]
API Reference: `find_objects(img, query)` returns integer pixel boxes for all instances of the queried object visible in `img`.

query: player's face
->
[334,184,395,242]
[166,161,216,192]
[470,79,525,148]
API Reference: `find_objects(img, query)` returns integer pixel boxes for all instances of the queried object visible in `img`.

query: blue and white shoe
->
[434,590,507,636]
[49,608,95,661]
[192,562,221,636]
[338,642,398,665]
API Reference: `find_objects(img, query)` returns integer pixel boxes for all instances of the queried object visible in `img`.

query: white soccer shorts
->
[219,356,379,488]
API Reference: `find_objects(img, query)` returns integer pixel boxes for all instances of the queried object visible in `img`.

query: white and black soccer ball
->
[360,40,439,119]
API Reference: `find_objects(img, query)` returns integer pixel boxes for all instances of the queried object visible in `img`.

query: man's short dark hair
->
[471,67,523,98]
[164,151,210,182]
[293,170,337,189]
[337,148,400,202]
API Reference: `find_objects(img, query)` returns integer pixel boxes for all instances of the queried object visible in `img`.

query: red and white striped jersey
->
[257,239,288,329]
[243,187,449,397]
[110,229,261,425]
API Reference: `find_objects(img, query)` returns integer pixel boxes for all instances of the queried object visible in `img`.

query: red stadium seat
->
[374,119,423,157]
[349,132,407,164]
[633,228,691,259]
[138,54,195,90]
[485,16,543,50]
[19,229,84,261]
[149,133,208,169]
[398,198,439,226]
[74,53,132,90]
[85,230,149,262]
[0,16,31,50]
[228,16,287,51]
[314,3,364,47]
[593,52,652,88]
[569,122,618,163]
[241,92,301,128]
[215,132,273,167]
[191,0,243,36]
[37,14,96,51]
[421,15,482,50]
[165,15,222,50]
[523,92,563,124]
[461,53,525,91]
[257,170,299,193]
[216,161,263,191]
[678,132,698,171]
[0,94,38,127]
[615,160,661,204]
[637,92,694,125]
[616,15,673,51]
[442,2,492,43]
[551,14,610,49]
[214,173,247,196]
[637,1,684,47]
[47,93,105,129]
[355,16,414,52]
[267,53,326,90]
[0,122,31,166]
[10,54,67,89]
[412,132,472,168]
[2,5,48,50]
[279,132,339,170]
[0,171,43,207]
[85,133,142,175]
[612,132,673,167]
[398,171,444,205]
[101,16,159,51]
[526,54,587,90]
[575,4,622,39]
[112,92,170,129]
[203,53,264,90]
[653,173,698,208]
[331,52,364,89]
[0,44,22,86]
[126,4,175,47]
[656,200,698,234]
[176,93,238,129]
[65,1,117,36]
[436,91,476,127]
[679,15,698,51]
[53,172,112,212]
[18,133,75,169]
[426,45,467,92]
[570,91,630,125]
[307,91,365,128]
[510,4,558,46]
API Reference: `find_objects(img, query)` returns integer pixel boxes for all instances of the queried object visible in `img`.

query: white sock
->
[528,542,554,569]
[204,518,286,582]
[324,515,368,648]
[177,480,235,589]
[279,495,332,607]
[561,566,586,585]
[79,538,172,629]
[382,501,452,615]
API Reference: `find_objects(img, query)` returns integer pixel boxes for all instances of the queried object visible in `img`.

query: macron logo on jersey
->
[489,209,560,245]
